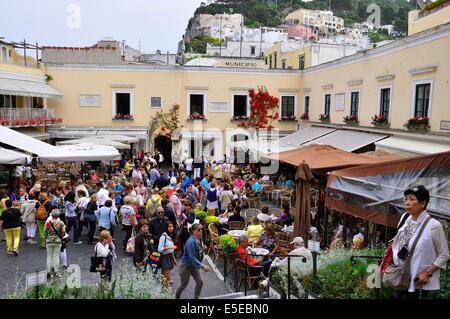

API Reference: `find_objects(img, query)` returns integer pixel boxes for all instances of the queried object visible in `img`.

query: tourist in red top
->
[236,234,273,275]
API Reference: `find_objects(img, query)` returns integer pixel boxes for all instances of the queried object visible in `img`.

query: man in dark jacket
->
[228,206,245,223]
[150,207,169,248]
[162,199,177,226]
[154,171,169,190]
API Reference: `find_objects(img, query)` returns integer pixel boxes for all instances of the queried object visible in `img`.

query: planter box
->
[279,119,298,122]
[112,118,134,121]
[372,122,390,128]
[344,121,359,126]
[187,118,207,122]
[407,125,430,132]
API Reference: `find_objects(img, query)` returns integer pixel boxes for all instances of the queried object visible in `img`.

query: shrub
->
[219,234,237,253]
[204,215,219,224]
[194,207,207,221]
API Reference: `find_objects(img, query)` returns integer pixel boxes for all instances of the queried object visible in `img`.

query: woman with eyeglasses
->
[175,223,210,299]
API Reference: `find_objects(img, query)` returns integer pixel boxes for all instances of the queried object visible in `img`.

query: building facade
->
[284,9,344,34]
[38,9,450,160]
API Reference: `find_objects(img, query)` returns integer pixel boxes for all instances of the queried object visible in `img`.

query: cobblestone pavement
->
[0,226,232,299]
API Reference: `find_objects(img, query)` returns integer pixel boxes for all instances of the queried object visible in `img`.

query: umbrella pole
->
[323,207,329,248]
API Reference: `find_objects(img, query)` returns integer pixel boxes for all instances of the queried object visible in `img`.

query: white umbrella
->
[57,137,130,150]
[40,143,121,162]
[0,147,32,164]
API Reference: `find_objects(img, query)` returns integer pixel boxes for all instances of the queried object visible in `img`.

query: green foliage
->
[185,35,224,54]
[194,207,208,221]
[45,74,53,83]
[205,215,219,224]
[368,31,394,43]
[191,0,413,30]
[422,0,448,12]
[219,234,238,253]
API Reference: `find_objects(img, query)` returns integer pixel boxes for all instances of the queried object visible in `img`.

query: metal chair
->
[280,190,294,208]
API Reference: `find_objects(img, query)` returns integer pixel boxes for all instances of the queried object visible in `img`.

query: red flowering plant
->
[300,112,309,120]
[238,86,279,130]
[404,116,430,129]
[343,115,358,124]
[371,114,388,125]
[189,112,206,120]
[319,113,330,122]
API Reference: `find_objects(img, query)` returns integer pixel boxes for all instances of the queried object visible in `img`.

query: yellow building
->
[0,40,63,140]
[41,9,450,159]
[408,0,450,36]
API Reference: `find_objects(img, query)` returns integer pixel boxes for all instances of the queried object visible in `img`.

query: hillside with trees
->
[191,0,415,32]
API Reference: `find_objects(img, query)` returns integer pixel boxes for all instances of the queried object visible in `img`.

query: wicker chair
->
[244,208,261,225]
[268,208,283,218]
[280,189,294,208]
[245,193,261,208]
[208,223,227,261]
[228,221,245,230]
[237,258,264,290]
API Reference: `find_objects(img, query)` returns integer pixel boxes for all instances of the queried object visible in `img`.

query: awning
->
[0,147,31,165]
[375,136,450,155]
[303,130,388,152]
[12,127,50,141]
[57,137,131,150]
[0,78,63,99]
[46,127,148,140]
[253,127,336,153]
[40,143,121,162]
[0,124,54,155]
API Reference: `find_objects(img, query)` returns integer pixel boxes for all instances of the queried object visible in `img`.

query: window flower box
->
[300,112,309,120]
[231,115,249,121]
[404,116,430,131]
[280,115,297,121]
[113,113,134,120]
[343,115,359,125]
[371,114,389,127]
[319,113,330,123]
[188,112,206,120]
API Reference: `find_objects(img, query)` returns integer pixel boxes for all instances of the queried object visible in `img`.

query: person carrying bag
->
[381,216,431,291]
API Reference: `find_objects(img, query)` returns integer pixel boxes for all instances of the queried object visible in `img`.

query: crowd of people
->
[1,149,447,300]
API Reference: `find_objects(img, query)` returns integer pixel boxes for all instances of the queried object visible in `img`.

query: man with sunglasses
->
[175,223,210,299]
[150,207,169,250]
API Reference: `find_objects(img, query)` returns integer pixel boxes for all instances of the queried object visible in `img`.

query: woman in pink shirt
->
[170,189,183,219]
[233,176,245,191]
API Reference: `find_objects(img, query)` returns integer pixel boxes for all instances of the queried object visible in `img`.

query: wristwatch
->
[427,271,433,278]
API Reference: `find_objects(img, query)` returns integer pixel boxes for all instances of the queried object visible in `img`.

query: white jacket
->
[21,200,37,223]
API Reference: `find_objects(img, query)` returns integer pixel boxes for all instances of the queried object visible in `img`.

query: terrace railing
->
[0,108,62,127]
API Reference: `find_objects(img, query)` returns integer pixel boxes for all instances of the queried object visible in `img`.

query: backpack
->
[148,197,160,216]
[207,189,218,202]
[36,201,49,220]
[167,186,176,198]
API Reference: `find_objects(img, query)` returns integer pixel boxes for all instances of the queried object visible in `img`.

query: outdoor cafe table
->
[229,229,247,239]
[248,247,270,256]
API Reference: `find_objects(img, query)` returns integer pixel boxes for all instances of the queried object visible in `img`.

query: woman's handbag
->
[381,216,431,290]
[90,245,106,272]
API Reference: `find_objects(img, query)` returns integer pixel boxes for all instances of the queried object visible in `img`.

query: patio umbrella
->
[294,160,314,242]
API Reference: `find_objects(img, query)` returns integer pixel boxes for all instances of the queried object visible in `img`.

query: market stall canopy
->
[0,124,54,155]
[12,127,50,141]
[302,130,387,152]
[326,151,450,226]
[40,143,121,162]
[0,147,31,164]
[262,144,384,173]
[56,137,130,149]
[375,136,450,156]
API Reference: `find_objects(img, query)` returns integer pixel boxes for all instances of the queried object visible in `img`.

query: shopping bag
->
[126,231,136,254]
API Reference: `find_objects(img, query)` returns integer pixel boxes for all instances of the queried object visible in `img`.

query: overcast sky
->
[0,0,205,53]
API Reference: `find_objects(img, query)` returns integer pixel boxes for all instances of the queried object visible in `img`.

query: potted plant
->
[114,113,134,120]
[300,112,309,120]
[219,234,237,254]
[371,114,388,127]
[319,113,330,123]
[280,115,297,121]
[189,112,206,120]
[404,116,430,131]
[343,115,359,125]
